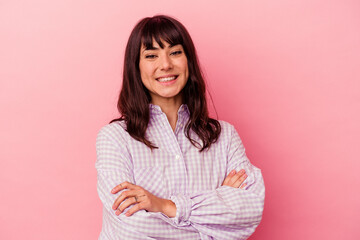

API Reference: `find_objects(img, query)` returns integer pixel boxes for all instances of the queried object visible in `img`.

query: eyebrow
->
[142,43,180,53]
[143,46,159,51]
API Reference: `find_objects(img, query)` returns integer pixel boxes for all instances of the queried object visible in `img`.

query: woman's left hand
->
[111,181,176,217]
[222,169,247,189]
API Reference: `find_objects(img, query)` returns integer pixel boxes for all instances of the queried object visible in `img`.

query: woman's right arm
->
[96,124,199,239]
[96,126,152,239]
[96,126,134,213]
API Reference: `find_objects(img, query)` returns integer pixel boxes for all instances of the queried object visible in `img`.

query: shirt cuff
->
[170,194,192,226]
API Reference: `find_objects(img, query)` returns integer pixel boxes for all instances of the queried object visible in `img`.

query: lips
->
[156,75,178,82]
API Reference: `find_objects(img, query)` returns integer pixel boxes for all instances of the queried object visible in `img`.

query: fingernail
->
[115,210,120,215]
[231,170,236,174]
[125,212,130,216]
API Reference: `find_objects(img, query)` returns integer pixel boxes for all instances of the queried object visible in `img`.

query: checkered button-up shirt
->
[96,104,265,239]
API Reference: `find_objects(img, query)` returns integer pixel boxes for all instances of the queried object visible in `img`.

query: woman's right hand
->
[222,169,247,189]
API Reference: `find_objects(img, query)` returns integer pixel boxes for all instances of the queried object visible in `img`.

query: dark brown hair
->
[111,15,221,151]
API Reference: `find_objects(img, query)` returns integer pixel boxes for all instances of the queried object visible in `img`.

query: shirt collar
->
[149,104,190,118]
[149,104,163,115]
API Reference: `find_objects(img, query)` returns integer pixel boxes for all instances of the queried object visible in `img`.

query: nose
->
[159,54,173,71]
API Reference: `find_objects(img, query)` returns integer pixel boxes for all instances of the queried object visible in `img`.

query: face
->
[139,39,189,105]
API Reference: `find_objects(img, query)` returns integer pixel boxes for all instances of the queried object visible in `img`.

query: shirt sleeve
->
[96,125,134,209]
[96,126,139,236]
[158,124,265,240]
[96,124,199,239]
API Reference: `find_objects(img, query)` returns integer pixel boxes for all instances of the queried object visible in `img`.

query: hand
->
[111,181,176,217]
[222,169,247,189]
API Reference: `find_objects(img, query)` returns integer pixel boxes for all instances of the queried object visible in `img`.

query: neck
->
[151,96,183,131]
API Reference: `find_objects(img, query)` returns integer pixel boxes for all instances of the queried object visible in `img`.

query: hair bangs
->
[141,17,184,49]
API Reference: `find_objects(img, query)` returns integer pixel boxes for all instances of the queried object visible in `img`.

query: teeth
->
[157,76,176,82]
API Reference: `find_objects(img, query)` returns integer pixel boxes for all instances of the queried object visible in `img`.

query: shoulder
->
[96,121,129,145]
[218,120,237,137]
[216,120,245,147]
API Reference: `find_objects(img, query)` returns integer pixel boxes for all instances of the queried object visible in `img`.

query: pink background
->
[1,0,359,239]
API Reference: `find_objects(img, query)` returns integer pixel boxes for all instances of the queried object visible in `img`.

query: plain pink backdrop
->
[1,0,359,239]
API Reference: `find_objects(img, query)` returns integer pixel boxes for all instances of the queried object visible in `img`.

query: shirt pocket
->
[133,166,168,198]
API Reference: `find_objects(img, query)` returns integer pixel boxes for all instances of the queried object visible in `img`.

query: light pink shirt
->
[96,104,265,239]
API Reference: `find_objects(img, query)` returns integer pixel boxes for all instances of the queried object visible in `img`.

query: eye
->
[145,54,157,59]
[170,50,182,56]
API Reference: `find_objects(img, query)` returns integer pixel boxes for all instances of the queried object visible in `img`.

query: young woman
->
[96,15,265,240]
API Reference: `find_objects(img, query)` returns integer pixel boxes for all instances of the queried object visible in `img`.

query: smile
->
[156,75,178,82]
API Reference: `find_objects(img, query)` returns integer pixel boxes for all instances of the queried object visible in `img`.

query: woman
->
[96,15,265,240]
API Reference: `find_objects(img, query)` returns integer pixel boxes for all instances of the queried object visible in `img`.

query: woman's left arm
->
[111,124,265,239]
[158,125,265,240]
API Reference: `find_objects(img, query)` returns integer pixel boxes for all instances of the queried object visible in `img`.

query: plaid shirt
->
[96,104,265,239]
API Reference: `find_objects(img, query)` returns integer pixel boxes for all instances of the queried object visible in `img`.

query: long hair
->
[111,15,221,151]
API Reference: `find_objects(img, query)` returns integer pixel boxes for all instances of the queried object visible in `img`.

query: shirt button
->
[175,155,180,160]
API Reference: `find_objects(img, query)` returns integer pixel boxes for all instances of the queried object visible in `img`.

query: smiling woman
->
[139,40,189,119]
[95,15,265,240]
